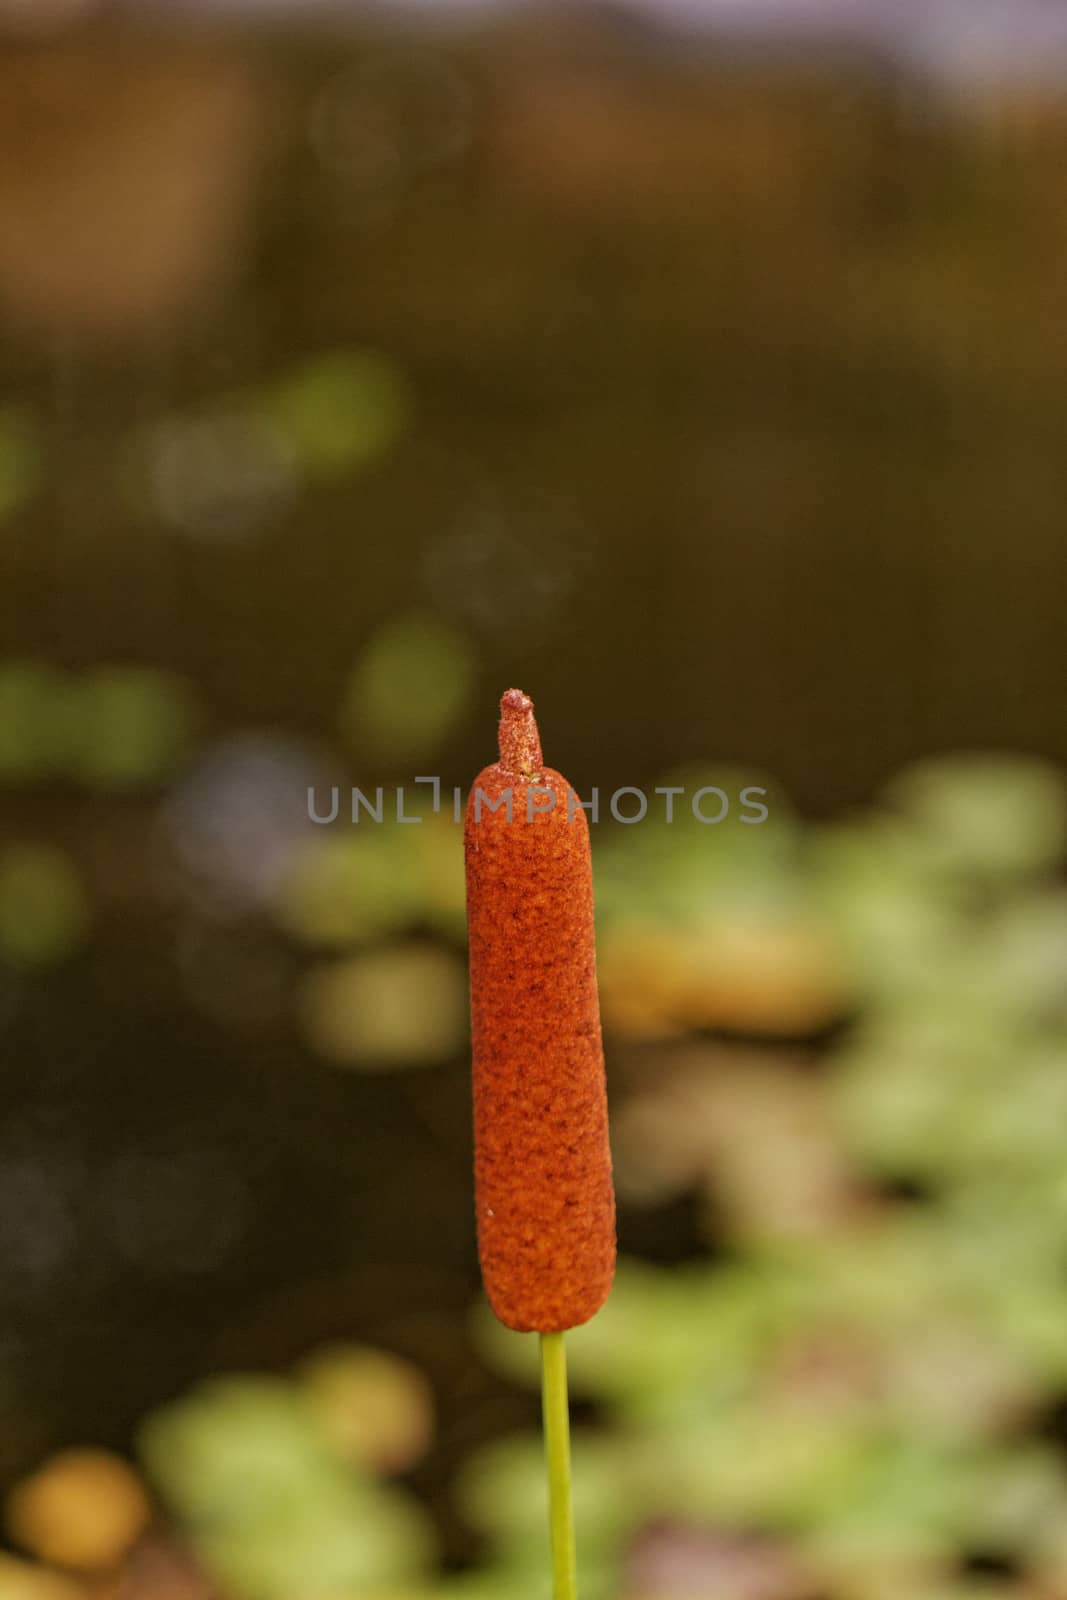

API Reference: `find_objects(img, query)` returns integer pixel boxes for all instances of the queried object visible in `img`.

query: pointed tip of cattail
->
[498,688,543,778]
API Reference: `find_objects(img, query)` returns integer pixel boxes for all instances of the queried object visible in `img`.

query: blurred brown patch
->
[0,44,271,342]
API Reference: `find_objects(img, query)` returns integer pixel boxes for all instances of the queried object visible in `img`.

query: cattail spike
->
[466,689,616,1334]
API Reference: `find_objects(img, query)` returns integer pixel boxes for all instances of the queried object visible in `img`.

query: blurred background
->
[1,1,1067,1597]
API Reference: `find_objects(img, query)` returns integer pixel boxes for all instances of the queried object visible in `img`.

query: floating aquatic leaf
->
[593,765,800,930]
[802,1440,1002,1578]
[198,1483,432,1600]
[140,1377,338,1530]
[884,754,1067,880]
[811,819,967,996]
[141,1371,433,1600]
[298,1344,434,1474]
[832,1012,1067,1187]
[455,1431,625,1557]
[276,829,422,947]
[978,891,1067,1017]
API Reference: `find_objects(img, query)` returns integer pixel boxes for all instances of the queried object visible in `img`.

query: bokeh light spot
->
[298,1344,435,1475]
[5,1449,150,1572]
[267,350,412,480]
[0,846,89,970]
[298,943,467,1068]
[0,405,42,524]
[0,662,67,783]
[140,407,299,543]
[340,612,477,766]
[61,667,198,791]
[162,736,330,918]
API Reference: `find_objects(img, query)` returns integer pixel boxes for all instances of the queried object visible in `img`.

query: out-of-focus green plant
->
[0,405,43,523]
[0,663,69,782]
[884,754,1067,881]
[140,1360,435,1600]
[278,810,467,952]
[278,829,426,947]
[339,612,477,767]
[0,661,198,790]
[593,765,801,927]
[299,1345,435,1475]
[61,667,198,790]
[0,845,89,968]
[266,349,412,480]
[297,941,467,1067]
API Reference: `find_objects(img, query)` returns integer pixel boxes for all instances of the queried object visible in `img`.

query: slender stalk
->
[540,1331,578,1600]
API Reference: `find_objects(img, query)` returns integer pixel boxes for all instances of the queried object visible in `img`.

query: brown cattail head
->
[465,689,616,1333]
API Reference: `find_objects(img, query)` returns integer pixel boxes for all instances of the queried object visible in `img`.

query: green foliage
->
[140,1371,434,1600]
[277,812,466,948]
[340,613,477,766]
[267,350,412,480]
[885,754,1067,880]
[298,942,467,1067]
[593,764,801,927]
[0,660,198,790]
[0,845,89,968]
[61,667,198,790]
[278,829,427,947]
[0,662,69,781]
[0,405,43,523]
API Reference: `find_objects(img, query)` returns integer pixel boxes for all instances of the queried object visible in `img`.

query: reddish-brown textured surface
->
[465,690,616,1333]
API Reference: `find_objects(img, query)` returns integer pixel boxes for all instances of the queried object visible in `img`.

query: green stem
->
[540,1331,578,1600]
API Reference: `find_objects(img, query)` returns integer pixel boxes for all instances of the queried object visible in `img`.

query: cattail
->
[465,688,616,1334]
